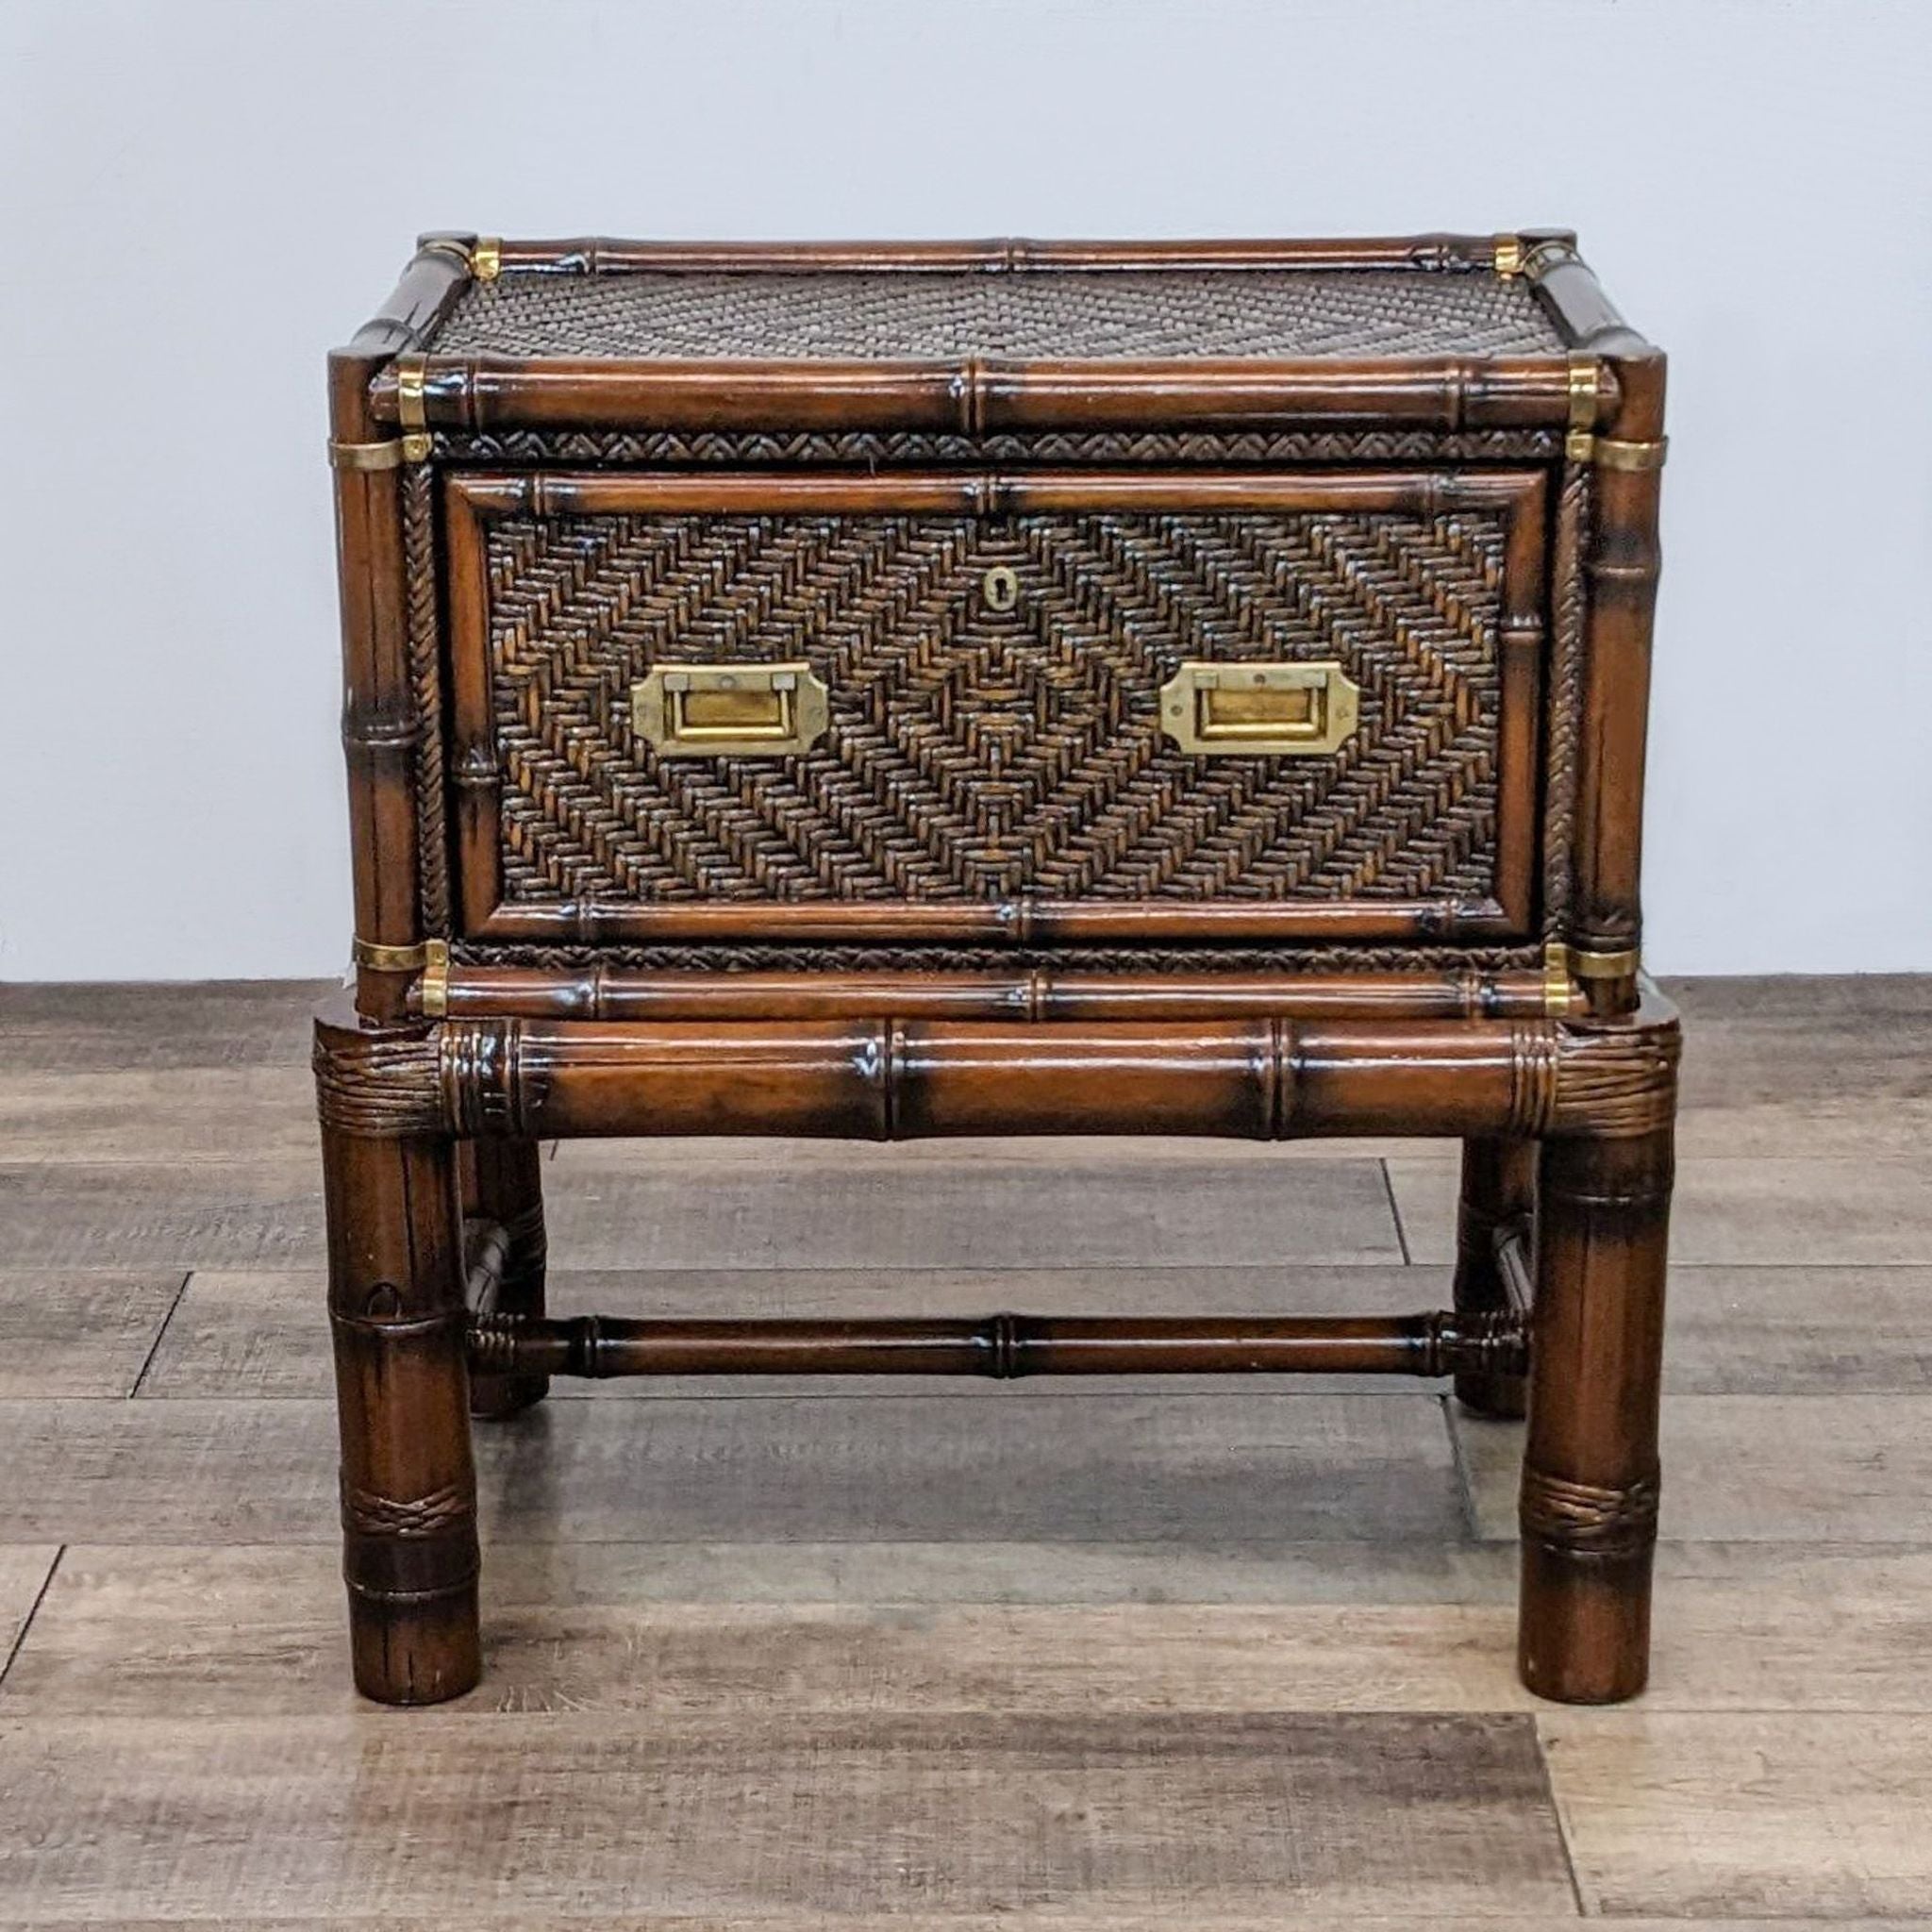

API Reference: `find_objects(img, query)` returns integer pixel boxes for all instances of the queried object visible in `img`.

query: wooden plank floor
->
[0,974,1927,1926]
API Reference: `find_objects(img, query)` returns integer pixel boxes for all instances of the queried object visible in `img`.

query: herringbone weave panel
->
[489,510,1504,905]
[434,269,1563,360]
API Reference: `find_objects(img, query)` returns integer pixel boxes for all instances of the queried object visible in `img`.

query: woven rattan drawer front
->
[444,470,1548,949]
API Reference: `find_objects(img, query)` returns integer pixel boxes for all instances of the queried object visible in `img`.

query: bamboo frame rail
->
[315,994,1682,1146]
[425,966,1559,1024]
[466,1307,1529,1382]
[371,354,1597,437]
[475,233,1545,274]
[368,231,1619,435]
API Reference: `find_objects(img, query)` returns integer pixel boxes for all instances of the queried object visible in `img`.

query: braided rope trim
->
[428,426,1565,468]
[448,940,1549,975]
[403,464,450,932]
[340,1475,474,1540]
[1520,1467,1660,1558]
[1541,467,1590,936]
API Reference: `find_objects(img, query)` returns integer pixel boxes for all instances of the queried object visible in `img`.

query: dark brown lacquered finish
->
[459,1137,548,1419]
[1520,1125,1674,1702]
[467,1307,1530,1382]
[1452,1139,1537,1419]
[319,231,1674,1707]
[428,965,1557,1022]
[315,1008,478,1706]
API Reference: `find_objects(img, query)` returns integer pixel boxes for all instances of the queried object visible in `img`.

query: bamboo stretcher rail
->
[466,1308,1530,1382]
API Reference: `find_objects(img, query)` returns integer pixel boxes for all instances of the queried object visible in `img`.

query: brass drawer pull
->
[632,661,829,758]
[1158,660,1362,757]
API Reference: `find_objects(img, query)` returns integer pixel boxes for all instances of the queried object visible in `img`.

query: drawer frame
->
[441,466,1549,951]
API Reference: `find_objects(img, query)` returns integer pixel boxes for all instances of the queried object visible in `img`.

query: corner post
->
[1518,1003,1679,1702]
[1571,339,1667,1017]
[315,1003,479,1705]
[328,242,472,1021]
[329,347,423,1024]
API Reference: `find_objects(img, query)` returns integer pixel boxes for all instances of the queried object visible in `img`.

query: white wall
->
[4,0,1928,980]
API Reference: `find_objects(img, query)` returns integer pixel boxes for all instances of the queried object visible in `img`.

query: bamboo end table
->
[319,229,1676,1706]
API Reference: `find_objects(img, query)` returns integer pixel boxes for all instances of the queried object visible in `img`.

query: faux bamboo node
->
[321,229,1673,1708]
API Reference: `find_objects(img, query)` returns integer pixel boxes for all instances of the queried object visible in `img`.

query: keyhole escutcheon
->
[981,565,1021,613]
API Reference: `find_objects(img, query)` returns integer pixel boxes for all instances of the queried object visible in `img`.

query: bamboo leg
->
[322,1112,480,1706]
[1517,1125,1673,1704]
[463,1140,550,1419]
[1451,1137,1535,1418]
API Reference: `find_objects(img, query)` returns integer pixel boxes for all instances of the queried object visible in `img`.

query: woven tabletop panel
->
[429,269,1564,360]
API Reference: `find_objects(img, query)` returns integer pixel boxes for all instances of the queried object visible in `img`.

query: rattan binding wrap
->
[429,267,1566,360]
[487,506,1507,907]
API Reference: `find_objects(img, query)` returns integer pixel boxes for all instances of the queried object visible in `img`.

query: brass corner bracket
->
[1543,942,1642,1015]
[422,234,502,281]
[420,940,451,1017]
[1563,351,1668,470]
[328,438,406,474]
[1541,943,1579,1017]
[1493,234,1580,281]
[1569,944,1642,982]
[1564,354,1600,461]
[332,343,440,473]
[1584,435,1669,473]
[394,353,432,463]
[351,936,450,1016]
